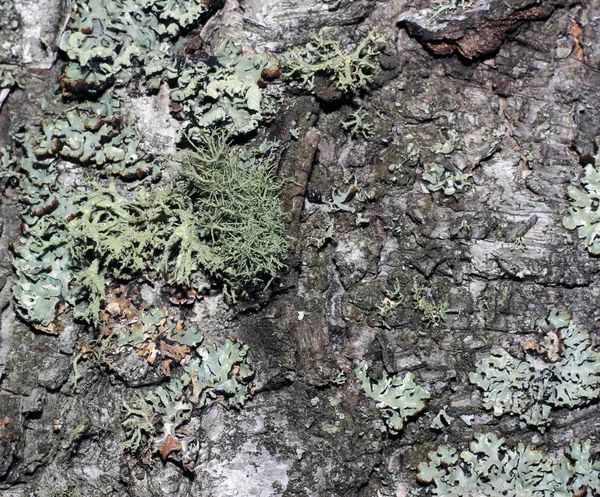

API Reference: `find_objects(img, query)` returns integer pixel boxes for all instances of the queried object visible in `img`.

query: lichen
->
[283,30,385,93]
[417,432,600,496]
[354,361,429,433]
[469,309,600,430]
[411,279,458,325]
[10,93,162,329]
[340,107,374,139]
[120,313,254,465]
[563,155,600,254]
[376,279,403,318]
[175,40,280,137]
[421,163,472,196]
[57,130,287,323]
[58,0,210,95]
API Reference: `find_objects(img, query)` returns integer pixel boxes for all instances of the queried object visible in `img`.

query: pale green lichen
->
[176,40,279,137]
[421,163,472,196]
[283,30,385,93]
[0,66,16,89]
[58,0,208,95]
[417,432,600,496]
[59,130,287,323]
[11,94,161,328]
[11,135,79,330]
[34,476,82,497]
[33,92,160,180]
[121,318,254,464]
[411,279,458,325]
[324,178,358,213]
[340,107,374,139]
[563,156,600,254]
[469,309,600,430]
[354,361,429,433]
[376,279,403,318]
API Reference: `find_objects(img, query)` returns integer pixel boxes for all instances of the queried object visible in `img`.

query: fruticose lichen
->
[469,309,600,430]
[57,130,287,323]
[340,107,374,139]
[411,279,458,325]
[563,156,600,254]
[283,30,385,93]
[421,163,472,196]
[417,432,600,496]
[354,361,430,433]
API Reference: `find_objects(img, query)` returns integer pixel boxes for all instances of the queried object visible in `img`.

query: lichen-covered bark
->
[1,0,600,496]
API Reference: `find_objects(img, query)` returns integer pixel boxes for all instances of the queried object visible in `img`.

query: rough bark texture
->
[1,0,600,496]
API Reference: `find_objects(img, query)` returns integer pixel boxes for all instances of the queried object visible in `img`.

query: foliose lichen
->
[283,30,385,93]
[421,162,472,196]
[563,155,600,254]
[58,0,210,95]
[354,361,430,433]
[120,311,254,464]
[469,309,600,430]
[417,432,600,496]
[174,40,280,137]
[10,93,162,329]
[411,279,458,325]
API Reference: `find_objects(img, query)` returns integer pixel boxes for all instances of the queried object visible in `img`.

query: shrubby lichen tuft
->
[58,130,287,323]
[283,30,385,93]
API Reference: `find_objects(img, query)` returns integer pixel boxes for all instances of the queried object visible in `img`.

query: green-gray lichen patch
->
[417,432,600,496]
[469,309,600,430]
[33,92,161,180]
[121,322,254,465]
[10,93,163,329]
[11,135,79,331]
[563,155,600,254]
[340,107,374,139]
[283,30,385,93]
[175,40,280,137]
[59,130,287,323]
[354,361,430,433]
[421,162,472,196]
[411,279,458,325]
[58,0,210,95]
